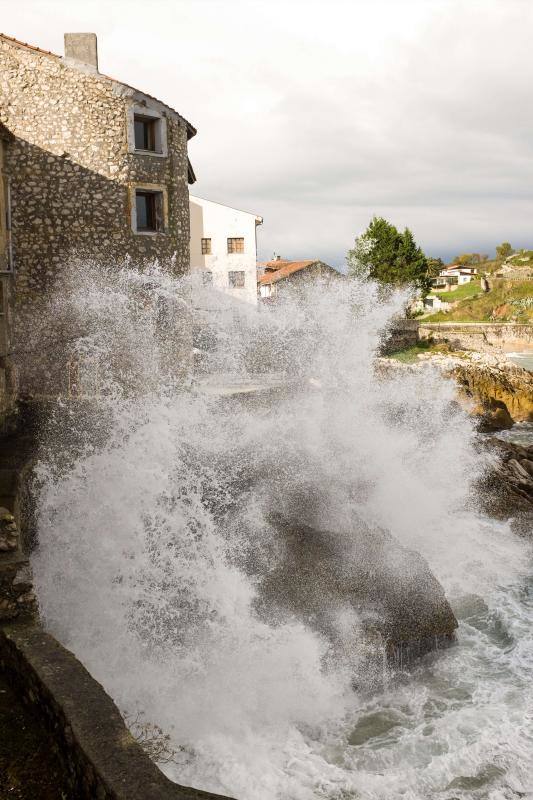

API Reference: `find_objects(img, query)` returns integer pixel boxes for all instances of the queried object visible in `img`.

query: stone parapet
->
[0,624,234,800]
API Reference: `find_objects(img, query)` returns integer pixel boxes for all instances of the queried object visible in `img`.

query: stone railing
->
[0,624,234,800]
[0,415,234,800]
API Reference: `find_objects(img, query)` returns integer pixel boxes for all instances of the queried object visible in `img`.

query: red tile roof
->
[0,32,56,58]
[0,32,196,139]
[258,259,332,285]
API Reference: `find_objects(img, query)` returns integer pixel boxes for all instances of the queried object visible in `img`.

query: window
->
[135,190,164,232]
[227,237,244,254]
[129,105,167,157]
[134,115,159,152]
[201,237,212,255]
[202,271,213,286]
[229,270,245,288]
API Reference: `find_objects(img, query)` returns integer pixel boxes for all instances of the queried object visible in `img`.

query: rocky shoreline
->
[379,350,533,518]
[416,350,533,431]
[478,438,533,523]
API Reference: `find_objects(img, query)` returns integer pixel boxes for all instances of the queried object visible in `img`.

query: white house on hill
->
[189,195,263,306]
[432,265,478,291]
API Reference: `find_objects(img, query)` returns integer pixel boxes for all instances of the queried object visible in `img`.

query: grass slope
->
[431,281,483,303]
[424,279,533,323]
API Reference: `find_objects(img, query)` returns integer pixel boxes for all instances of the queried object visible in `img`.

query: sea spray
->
[31,261,532,799]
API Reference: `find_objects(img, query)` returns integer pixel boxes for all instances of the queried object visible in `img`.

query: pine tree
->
[347,217,429,293]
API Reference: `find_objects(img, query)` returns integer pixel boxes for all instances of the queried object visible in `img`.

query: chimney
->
[64,33,98,71]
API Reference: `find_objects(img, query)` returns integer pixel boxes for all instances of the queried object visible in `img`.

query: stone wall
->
[0,624,233,800]
[0,35,194,395]
[418,322,533,354]
[0,128,17,429]
[381,319,419,353]
[0,447,37,622]
[0,35,192,297]
[0,274,17,432]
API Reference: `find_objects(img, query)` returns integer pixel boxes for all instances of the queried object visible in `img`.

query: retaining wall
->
[0,624,233,800]
[382,319,419,353]
[417,322,533,353]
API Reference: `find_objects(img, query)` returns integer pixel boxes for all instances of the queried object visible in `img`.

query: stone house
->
[0,31,197,395]
[257,257,340,301]
[189,195,263,306]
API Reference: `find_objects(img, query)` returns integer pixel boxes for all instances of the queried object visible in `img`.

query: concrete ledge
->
[0,624,234,800]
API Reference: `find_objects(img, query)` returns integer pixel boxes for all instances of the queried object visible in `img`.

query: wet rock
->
[476,402,514,432]
[431,352,533,428]
[0,507,18,552]
[256,514,458,666]
[478,438,533,523]
[0,561,37,622]
[381,351,533,429]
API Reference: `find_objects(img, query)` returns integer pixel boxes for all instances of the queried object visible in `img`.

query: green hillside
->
[424,279,533,323]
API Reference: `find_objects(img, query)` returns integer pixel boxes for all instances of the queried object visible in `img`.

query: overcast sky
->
[3,0,533,267]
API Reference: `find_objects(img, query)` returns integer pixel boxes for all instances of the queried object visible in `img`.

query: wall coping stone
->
[419,322,533,330]
[0,623,234,800]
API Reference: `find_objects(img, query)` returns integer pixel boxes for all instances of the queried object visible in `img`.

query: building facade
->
[190,195,262,306]
[432,266,478,291]
[0,32,196,305]
[0,31,197,396]
[258,258,340,301]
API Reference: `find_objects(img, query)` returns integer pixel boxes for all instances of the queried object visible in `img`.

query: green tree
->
[427,257,445,277]
[347,216,430,293]
[496,242,514,260]
[453,253,485,265]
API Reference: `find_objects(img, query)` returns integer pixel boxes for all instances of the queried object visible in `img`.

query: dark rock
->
[255,514,458,666]
[477,438,533,529]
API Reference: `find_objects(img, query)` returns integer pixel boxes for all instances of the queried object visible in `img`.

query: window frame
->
[131,184,168,235]
[227,237,245,254]
[134,115,158,152]
[201,237,212,255]
[228,270,246,288]
[128,104,168,158]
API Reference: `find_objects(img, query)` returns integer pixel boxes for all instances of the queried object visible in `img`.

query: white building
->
[432,265,478,291]
[189,195,263,306]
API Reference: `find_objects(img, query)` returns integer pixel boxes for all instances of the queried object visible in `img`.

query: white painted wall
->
[189,195,262,306]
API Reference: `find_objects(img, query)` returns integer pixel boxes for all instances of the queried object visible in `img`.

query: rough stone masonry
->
[0,32,197,398]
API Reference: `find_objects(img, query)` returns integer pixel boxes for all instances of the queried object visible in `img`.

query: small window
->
[134,115,158,152]
[227,237,244,254]
[202,271,213,286]
[229,270,245,288]
[201,237,212,255]
[135,190,164,232]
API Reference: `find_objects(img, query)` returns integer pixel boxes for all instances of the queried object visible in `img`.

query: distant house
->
[257,257,340,301]
[423,295,451,312]
[189,195,263,306]
[431,265,477,291]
